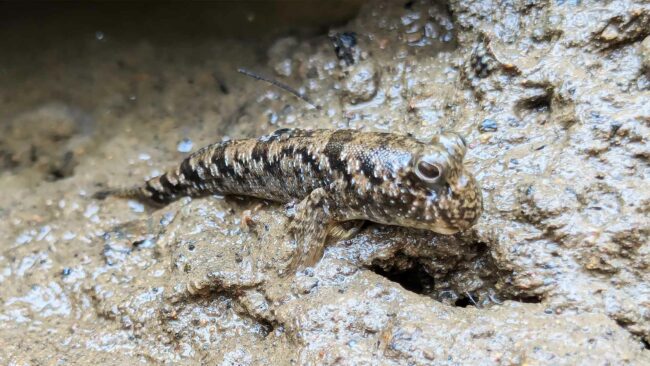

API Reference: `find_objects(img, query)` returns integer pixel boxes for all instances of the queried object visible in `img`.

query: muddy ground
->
[1,0,649,364]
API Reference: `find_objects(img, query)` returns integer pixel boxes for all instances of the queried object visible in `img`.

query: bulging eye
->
[416,160,442,182]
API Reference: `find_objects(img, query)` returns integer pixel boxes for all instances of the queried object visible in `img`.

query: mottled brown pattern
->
[96,128,482,269]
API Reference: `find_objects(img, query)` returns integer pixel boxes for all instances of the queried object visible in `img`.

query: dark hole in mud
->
[46,151,76,181]
[369,262,435,295]
[454,294,478,308]
[472,241,490,255]
[48,170,66,180]
[255,317,275,337]
[516,91,552,113]
[515,295,543,304]
[29,145,38,163]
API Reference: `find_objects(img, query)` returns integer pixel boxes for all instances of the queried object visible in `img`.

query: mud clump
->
[1,0,649,364]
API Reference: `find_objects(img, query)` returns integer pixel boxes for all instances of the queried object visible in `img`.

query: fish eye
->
[416,160,442,182]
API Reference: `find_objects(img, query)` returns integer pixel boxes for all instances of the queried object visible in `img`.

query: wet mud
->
[1,0,649,364]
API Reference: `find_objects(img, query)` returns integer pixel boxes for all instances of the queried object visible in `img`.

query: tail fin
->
[94,169,187,206]
[92,184,174,207]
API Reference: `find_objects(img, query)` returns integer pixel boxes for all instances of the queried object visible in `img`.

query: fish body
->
[96,128,483,269]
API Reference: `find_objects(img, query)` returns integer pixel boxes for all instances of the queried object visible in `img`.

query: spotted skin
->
[95,128,483,271]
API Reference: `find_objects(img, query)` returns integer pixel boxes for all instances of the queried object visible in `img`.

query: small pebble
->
[479,119,498,132]
[15,232,32,245]
[177,138,193,153]
[342,62,378,103]
[329,31,357,66]
[274,59,293,77]
[133,238,154,248]
[406,31,423,44]
[128,200,145,213]
[267,112,279,124]
[83,204,99,218]
[160,212,175,226]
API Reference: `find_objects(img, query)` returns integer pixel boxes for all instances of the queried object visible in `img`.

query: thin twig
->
[465,291,481,308]
[237,67,321,110]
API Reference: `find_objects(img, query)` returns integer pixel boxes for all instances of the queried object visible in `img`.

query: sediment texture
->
[0,0,648,364]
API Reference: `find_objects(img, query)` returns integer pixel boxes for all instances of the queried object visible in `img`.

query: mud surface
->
[1,1,649,364]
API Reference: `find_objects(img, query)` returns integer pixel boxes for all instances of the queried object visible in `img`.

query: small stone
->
[329,31,358,66]
[424,22,437,39]
[294,276,319,294]
[599,24,620,42]
[267,112,279,125]
[405,31,423,44]
[342,61,378,104]
[177,138,193,153]
[479,134,492,143]
[128,200,145,213]
[160,212,175,226]
[479,119,498,132]
[424,349,436,360]
[274,59,293,77]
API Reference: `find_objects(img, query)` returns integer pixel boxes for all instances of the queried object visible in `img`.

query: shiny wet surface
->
[1,1,649,364]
